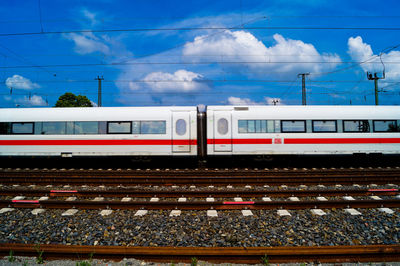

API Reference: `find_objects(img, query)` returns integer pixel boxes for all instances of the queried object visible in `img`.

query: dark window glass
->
[312,120,337,132]
[373,120,399,132]
[238,120,247,133]
[74,122,98,134]
[0,122,11,134]
[247,120,255,133]
[238,120,268,133]
[343,120,370,132]
[141,121,166,134]
[281,120,306,133]
[41,122,66,135]
[108,122,131,134]
[11,122,34,134]
[132,121,140,134]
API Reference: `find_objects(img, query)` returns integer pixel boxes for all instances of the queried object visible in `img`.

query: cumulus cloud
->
[227,96,283,105]
[15,95,47,106]
[183,31,341,75]
[143,69,210,92]
[5,75,40,90]
[348,36,400,81]
[228,96,257,105]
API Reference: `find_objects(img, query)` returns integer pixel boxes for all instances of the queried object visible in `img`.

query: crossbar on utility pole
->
[298,73,310,105]
[95,76,104,107]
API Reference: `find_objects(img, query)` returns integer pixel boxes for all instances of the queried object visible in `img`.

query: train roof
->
[0,106,197,122]
[207,105,400,120]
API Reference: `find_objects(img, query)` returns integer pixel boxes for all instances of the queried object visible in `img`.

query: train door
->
[172,112,191,153]
[213,112,232,152]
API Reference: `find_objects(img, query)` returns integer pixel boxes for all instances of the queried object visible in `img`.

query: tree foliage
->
[54,92,93,107]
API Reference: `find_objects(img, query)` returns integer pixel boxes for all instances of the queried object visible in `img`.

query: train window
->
[98,122,107,134]
[238,120,247,133]
[132,121,140,134]
[66,122,74,134]
[373,120,399,132]
[281,120,306,133]
[312,120,337,133]
[343,120,370,132]
[217,118,229,135]
[41,122,66,135]
[74,122,98,134]
[141,121,166,134]
[0,122,11,134]
[176,119,187,136]
[248,120,256,133]
[11,122,34,134]
[238,120,267,133]
[107,122,132,134]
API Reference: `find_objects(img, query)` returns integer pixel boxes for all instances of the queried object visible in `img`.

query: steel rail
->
[0,243,399,263]
[0,175,399,186]
[0,188,398,198]
[2,198,399,210]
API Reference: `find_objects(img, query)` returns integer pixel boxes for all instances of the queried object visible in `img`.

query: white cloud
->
[348,36,400,82]
[5,75,40,90]
[81,8,98,26]
[227,96,283,105]
[227,96,257,105]
[347,36,374,63]
[183,31,341,75]
[15,95,47,106]
[65,9,132,59]
[143,69,210,92]
[66,32,110,55]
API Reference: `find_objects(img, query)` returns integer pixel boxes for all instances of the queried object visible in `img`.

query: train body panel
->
[1,105,400,158]
[0,106,197,157]
[207,105,400,156]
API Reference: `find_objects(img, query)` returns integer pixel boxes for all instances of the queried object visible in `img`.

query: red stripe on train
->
[0,139,197,145]
[207,139,273,144]
[208,138,400,145]
[284,138,400,144]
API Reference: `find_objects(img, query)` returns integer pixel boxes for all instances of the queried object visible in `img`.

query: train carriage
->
[206,105,400,156]
[0,106,198,157]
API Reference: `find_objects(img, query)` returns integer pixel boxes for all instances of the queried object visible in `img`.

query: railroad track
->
[1,167,399,264]
[1,243,399,263]
[1,186,399,210]
[0,167,400,186]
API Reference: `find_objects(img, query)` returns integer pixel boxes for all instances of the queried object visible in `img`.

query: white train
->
[0,105,399,159]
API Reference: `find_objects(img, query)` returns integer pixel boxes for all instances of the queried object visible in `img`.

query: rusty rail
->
[0,188,398,198]
[0,243,399,263]
[2,198,399,210]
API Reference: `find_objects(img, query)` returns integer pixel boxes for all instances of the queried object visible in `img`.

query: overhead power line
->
[2,26,400,37]
[2,78,400,84]
[2,60,400,69]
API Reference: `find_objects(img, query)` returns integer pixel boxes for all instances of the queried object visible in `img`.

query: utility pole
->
[298,73,309,105]
[95,76,104,107]
[367,72,384,105]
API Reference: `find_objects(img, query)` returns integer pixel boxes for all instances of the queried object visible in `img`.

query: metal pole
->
[95,76,104,107]
[374,78,379,106]
[298,73,309,105]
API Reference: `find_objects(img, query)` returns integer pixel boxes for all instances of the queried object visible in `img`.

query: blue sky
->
[1,0,400,108]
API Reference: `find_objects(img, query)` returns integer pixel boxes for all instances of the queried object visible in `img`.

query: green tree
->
[54,92,93,107]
